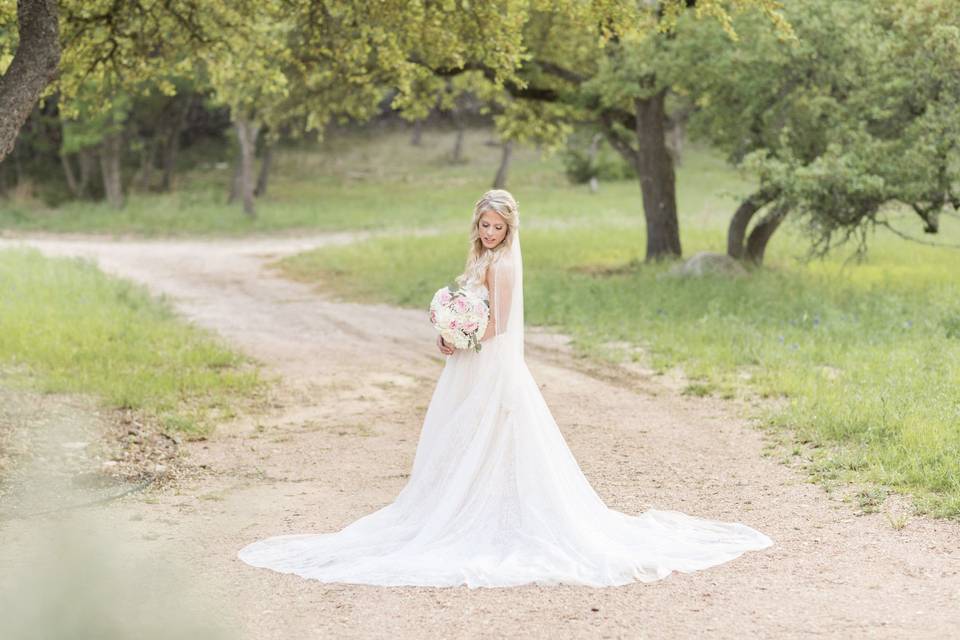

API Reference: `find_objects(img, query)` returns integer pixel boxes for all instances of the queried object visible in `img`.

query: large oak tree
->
[373,0,792,260]
[674,0,960,263]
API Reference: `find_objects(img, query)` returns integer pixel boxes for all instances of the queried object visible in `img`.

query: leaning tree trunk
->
[99,131,125,209]
[61,151,81,197]
[634,90,681,260]
[233,115,261,218]
[0,0,60,163]
[727,189,778,259]
[745,203,789,264]
[254,138,273,197]
[492,139,513,189]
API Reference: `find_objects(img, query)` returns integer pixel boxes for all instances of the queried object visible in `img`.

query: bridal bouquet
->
[429,285,489,352]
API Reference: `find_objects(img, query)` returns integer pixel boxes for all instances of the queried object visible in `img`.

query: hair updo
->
[456,189,519,288]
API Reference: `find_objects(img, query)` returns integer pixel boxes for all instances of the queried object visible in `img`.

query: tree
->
[199,2,298,217]
[534,2,792,261]
[3,0,793,228]
[2,1,263,205]
[124,79,199,193]
[492,138,513,189]
[252,0,545,217]
[0,0,60,163]
[674,0,960,263]
[57,80,136,208]
[397,0,792,261]
[56,1,272,211]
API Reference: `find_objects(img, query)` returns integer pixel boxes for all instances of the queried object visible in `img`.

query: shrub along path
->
[0,232,957,639]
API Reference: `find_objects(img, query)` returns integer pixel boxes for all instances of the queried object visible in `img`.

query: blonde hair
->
[456,189,519,288]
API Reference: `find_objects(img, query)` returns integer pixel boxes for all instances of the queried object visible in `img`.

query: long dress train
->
[237,231,773,588]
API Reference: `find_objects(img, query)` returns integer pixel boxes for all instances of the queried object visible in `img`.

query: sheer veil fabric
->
[237,229,773,588]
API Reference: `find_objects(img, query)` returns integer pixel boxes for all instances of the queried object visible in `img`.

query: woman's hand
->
[437,335,455,356]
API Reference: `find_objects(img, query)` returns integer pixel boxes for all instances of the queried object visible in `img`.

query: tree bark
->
[0,0,61,163]
[745,202,790,264]
[233,115,261,217]
[134,135,157,191]
[254,138,272,197]
[451,119,466,163]
[410,119,424,146]
[0,157,9,196]
[727,189,778,259]
[78,148,95,196]
[159,135,177,191]
[228,161,241,204]
[13,138,24,186]
[492,139,513,189]
[159,95,193,192]
[633,90,681,260]
[61,151,80,197]
[99,131,125,209]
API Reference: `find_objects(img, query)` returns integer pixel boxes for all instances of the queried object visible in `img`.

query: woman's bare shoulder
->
[485,254,514,283]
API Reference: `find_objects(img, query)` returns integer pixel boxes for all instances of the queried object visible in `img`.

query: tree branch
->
[876,219,960,249]
[599,109,639,166]
[535,60,586,85]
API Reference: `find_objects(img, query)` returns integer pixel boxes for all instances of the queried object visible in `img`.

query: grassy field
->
[271,131,960,519]
[279,224,960,516]
[0,248,263,437]
[0,126,751,237]
[3,127,958,517]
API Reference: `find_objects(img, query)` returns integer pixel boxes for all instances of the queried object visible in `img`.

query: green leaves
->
[678,0,960,256]
[4,0,801,190]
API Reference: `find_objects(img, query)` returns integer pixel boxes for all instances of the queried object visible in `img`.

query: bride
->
[238,189,773,588]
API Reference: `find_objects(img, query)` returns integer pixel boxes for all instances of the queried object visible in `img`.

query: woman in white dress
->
[238,189,773,588]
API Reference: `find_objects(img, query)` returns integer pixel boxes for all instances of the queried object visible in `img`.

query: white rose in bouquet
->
[429,285,490,352]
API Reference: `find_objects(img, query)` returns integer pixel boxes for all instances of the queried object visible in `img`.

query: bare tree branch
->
[876,220,960,249]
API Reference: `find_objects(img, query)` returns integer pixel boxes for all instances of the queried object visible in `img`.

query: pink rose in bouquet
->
[429,285,490,351]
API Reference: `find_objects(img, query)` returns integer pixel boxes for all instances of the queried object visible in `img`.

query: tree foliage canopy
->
[674,0,960,256]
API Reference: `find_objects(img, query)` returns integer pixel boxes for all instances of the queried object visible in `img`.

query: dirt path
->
[1,232,958,640]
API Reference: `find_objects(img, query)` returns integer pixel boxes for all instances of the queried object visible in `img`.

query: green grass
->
[0,248,263,436]
[277,210,960,518]
[5,125,959,517]
[0,127,752,237]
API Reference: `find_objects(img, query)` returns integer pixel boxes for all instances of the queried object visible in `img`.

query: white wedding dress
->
[238,230,773,588]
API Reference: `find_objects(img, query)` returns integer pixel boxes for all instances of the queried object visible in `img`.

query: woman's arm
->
[480,258,513,342]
